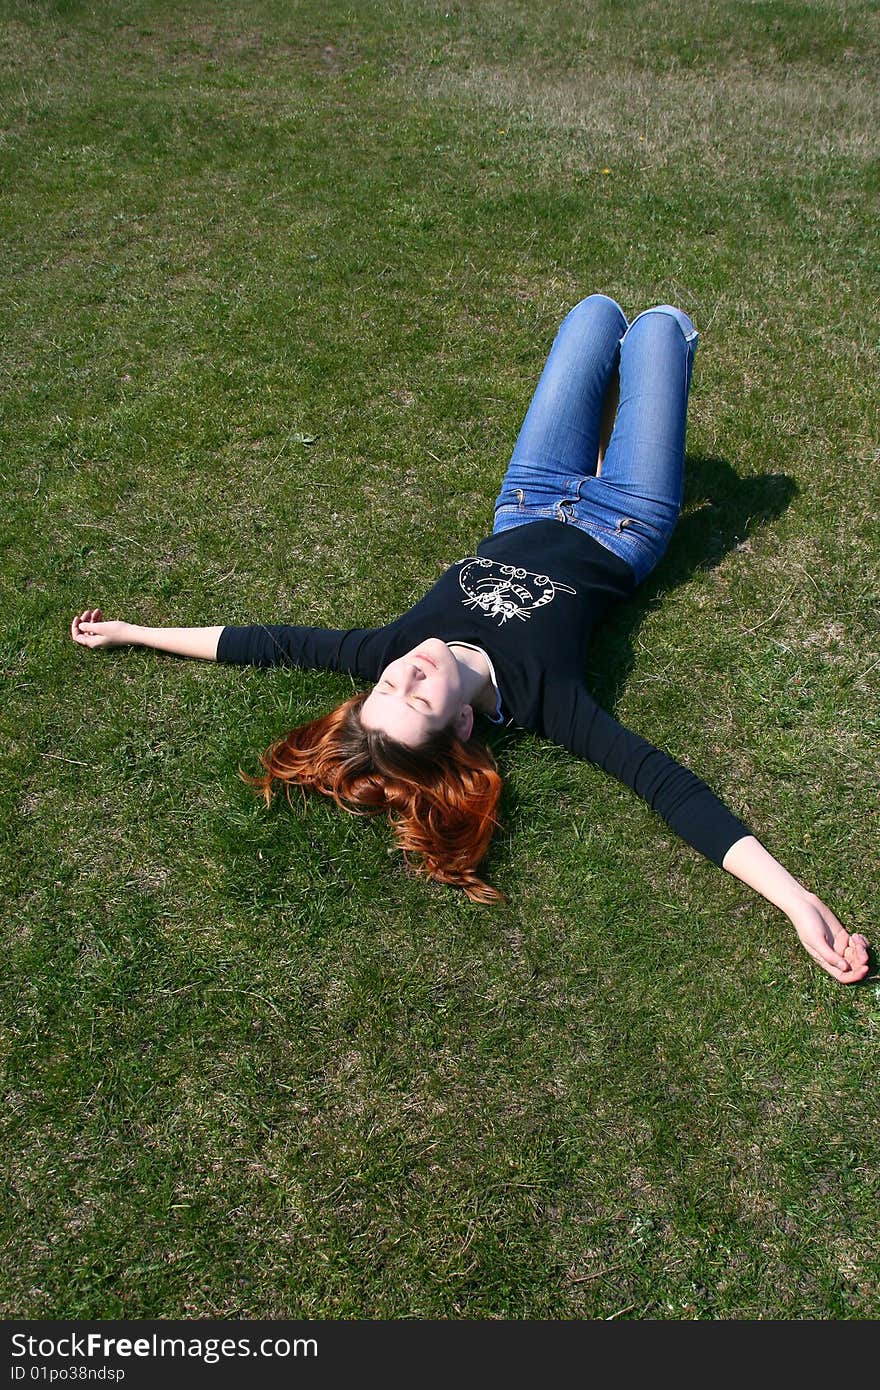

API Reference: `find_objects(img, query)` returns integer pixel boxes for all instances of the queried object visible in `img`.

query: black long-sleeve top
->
[217,520,751,866]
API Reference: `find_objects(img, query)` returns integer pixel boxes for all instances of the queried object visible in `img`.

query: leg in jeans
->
[493,294,628,524]
[568,305,698,582]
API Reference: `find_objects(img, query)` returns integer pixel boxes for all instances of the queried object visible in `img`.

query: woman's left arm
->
[721,835,871,983]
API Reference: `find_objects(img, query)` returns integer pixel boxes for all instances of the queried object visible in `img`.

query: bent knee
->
[561,292,627,331]
[624,304,698,344]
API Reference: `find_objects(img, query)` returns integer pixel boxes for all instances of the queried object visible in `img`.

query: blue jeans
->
[492,293,698,584]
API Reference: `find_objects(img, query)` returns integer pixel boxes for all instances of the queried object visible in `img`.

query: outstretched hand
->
[790,895,870,984]
[70,608,126,650]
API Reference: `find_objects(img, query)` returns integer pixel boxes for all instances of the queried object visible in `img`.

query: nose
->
[402,663,424,690]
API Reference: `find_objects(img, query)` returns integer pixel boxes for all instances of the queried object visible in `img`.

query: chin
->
[411,638,450,666]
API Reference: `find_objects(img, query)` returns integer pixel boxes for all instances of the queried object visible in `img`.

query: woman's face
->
[360,638,474,747]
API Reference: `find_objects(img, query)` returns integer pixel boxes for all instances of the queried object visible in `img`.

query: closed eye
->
[377,683,430,713]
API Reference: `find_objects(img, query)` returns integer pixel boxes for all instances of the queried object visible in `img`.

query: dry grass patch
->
[403,62,880,170]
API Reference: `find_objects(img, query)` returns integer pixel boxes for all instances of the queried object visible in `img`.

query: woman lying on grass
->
[71,294,870,984]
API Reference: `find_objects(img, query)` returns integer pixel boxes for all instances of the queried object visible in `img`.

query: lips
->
[414,651,436,669]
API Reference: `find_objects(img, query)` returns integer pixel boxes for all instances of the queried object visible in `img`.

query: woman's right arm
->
[71,608,384,672]
[70,608,224,661]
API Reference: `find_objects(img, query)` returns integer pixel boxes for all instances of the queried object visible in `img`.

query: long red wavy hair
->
[239,692,504,902]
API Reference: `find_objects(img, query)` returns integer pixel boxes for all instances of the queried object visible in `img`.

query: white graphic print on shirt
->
[457,557,577,626]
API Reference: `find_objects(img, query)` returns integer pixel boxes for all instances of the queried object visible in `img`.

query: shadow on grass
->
[588,454,798,712]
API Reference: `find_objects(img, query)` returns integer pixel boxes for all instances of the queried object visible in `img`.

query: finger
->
[832,927,852,957]
[832,967,868,984]
[809,951,855,983]
[843,932,868,953]
[806,943,868,984]
[808,938,851,973]
[836,959,869,982]
[836,931,868,971]
[845,938,869,967]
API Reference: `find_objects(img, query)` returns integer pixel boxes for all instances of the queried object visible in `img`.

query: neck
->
[448,643,497,715]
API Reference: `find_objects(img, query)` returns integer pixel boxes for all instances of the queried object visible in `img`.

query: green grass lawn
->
[2,0,879,1319]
